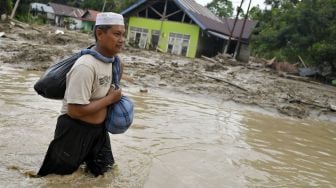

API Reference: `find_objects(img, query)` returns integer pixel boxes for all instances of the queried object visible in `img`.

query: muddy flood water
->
[0,64,335,187]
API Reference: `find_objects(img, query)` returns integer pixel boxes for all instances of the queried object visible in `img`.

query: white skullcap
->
[95,12,124,26]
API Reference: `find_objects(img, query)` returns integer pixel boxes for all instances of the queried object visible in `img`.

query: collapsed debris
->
[1,20,335,121]
[55,29,64,35]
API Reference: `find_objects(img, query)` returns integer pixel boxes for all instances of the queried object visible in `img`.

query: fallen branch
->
[294,99,327,108]
[287,93,328,108]
[266,57,276,66]
[3,35,17,41]
[201,55,217,64]
[31,27,43,33]
[202,73,248,92]
[279,73,336,93]
[280,73,309,82]
[298,55,307,68]
[10,19,29,29]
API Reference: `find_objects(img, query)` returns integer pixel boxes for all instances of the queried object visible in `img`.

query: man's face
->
[98,25,125,55]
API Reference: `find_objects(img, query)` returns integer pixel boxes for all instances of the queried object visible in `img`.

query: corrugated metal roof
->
[221,18,258,40]
[121,0,257,40]
[207,31,230,40]
[49,3,84,18]
[177,0,257,40]
[31,3,54,14]
[187,11,231,34]
[81,9,100,22]
[177,0,221,22]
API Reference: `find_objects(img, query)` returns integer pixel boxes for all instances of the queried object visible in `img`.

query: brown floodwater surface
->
[0,65,335,187]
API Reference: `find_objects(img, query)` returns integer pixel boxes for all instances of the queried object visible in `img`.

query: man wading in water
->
[37,12,125,177]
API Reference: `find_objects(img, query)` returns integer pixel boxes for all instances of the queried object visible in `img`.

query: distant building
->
[49,2,84,30]
[30,2,86,30]
[81,9,100,32]
[121,0,257,60]
[30,3,55,23]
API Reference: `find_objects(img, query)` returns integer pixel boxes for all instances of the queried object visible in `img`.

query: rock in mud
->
[140,88,148,93]
[278,104,308,118]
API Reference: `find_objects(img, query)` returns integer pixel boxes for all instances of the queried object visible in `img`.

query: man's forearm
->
[67,96,111,119]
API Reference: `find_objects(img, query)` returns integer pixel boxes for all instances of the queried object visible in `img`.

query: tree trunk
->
[329,61,336,75]
[10,0,20,19]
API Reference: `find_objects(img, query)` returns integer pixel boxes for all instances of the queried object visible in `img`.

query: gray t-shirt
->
[61,54,113,113]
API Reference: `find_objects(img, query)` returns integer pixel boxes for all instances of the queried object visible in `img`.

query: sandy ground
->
[1,20,335,122]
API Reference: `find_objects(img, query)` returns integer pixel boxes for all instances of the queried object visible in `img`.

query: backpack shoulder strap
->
[80,49,115,63]
[112,56,121,89]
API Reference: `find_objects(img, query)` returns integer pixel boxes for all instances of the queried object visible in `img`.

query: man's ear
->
[96,29,104,41]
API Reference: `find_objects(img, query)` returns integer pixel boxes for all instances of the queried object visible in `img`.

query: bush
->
[16,13,45,25]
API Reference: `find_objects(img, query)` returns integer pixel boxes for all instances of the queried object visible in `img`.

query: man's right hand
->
[68,87,122,124]
[106,87,122,104]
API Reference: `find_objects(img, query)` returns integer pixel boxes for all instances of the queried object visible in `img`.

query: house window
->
[168,33,190,56]
[150,30,160,50]
[128,27,149,48]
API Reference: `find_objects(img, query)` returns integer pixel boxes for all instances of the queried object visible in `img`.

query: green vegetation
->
[0,0,136,21]
[250,0,336,74]
[2,0,137,26]
[206,0,234,18]
[16,13,45,25]
[80,0,137,13]
[11,0,137,14]
[0,0,13,16]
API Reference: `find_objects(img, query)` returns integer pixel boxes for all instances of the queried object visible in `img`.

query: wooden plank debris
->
[202,73,248,92]
[201,55,217,64]
[330,104,336,111]
[298,55,307,68]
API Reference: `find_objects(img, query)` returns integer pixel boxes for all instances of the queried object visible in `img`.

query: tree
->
[264,0,281,8]
[248,5,262,20]
[0,0,13,16]
[80,0,136,12]
[206,0,234,18]
[251,0,336,75]
[113,0,137,13]
[11,0,138,21]
[81,0,115,11]
[236,6,246,18]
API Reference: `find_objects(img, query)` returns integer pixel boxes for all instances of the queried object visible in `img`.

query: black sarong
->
[38,114,114,177]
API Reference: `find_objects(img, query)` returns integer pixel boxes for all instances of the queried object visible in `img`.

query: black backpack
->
[34,47,115,99]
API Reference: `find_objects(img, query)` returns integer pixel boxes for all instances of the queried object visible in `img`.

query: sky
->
[195,0,266,11]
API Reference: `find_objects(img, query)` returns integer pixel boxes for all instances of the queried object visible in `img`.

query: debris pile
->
[0,20,93,70]
[1,20,335,121]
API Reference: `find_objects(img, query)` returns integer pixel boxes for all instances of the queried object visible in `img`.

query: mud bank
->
[1,21,335,121]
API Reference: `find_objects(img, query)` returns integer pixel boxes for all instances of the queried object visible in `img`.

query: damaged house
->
[30,2,84,29]
[81,9,101,31]
[30,2,99,31]
[121,0,257,60]
[48,3,84,29]
[30,3,55,24]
